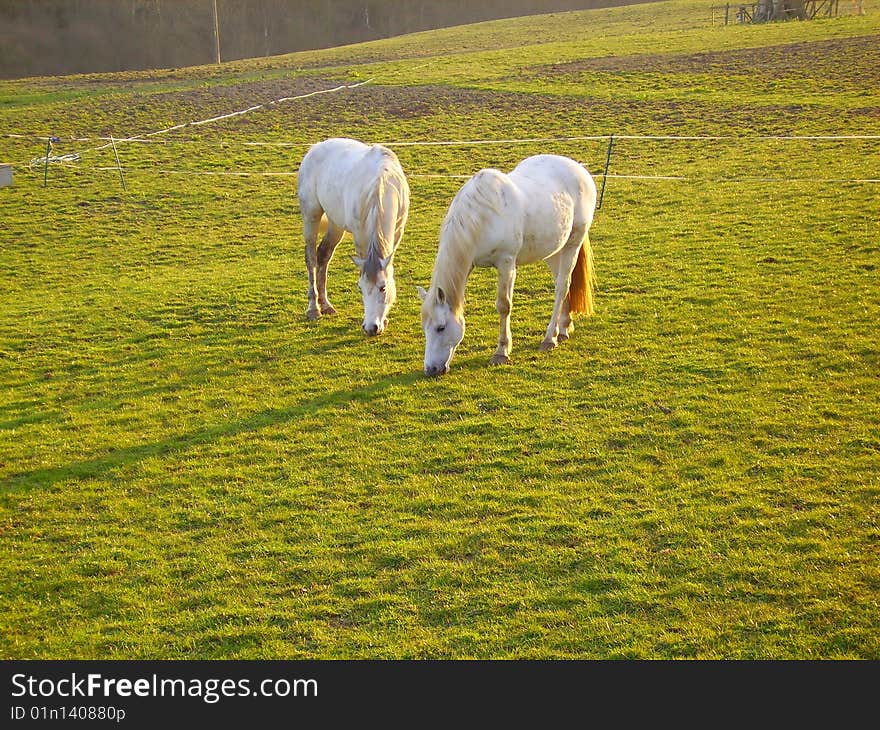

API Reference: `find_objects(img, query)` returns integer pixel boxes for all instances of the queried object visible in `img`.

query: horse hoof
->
[539,339,557,351]
[321,305,337,316]
[490,354,511,365]
[306,310,320,321]
[557,332,570,342]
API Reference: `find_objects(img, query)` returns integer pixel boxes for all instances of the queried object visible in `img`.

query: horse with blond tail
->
[297,137,410,336]
[419,154,596,376]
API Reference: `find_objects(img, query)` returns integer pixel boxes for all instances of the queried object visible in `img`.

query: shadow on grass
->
[0,410,59,431]
[1,367,427,495]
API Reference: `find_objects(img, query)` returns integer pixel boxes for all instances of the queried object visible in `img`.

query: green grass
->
[1,0,878,659]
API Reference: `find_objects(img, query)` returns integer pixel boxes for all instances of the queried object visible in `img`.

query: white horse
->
[297,137,410,335]
[419,154,597,375]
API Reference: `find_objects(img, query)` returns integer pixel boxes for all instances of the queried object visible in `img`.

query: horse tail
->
[568,235,595,316]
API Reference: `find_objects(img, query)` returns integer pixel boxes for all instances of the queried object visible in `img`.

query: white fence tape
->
[82,166,878,184]
[15,78,376,168]
[9,132,880,149]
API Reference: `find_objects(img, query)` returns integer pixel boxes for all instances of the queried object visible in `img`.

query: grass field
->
[1,0,878,659]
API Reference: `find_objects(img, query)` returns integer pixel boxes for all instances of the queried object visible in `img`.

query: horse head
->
[353,253,396,336]
[418,285,465,376]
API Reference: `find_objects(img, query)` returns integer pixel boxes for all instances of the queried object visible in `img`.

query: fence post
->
[43,137,52,187]
[725,2,730,23]
[42,136,60,188]
[110,135,127,191]
[596,134,614,211]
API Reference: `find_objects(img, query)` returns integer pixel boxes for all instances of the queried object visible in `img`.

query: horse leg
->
[540,226,585,351]
[316,223,345,315]
[491,259,516,365]
[544,254,573,341]
[558,296,574,341]
[302,212,323,320]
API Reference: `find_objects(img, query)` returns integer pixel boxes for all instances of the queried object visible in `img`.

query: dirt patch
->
[6,71,875,147]
[536,34,880,90]
[102,75,345,121]
[321,84,547,119]
[33,76,350,138]
[281,82,878,135]
[168,75,343,106]
[115,81,880,139]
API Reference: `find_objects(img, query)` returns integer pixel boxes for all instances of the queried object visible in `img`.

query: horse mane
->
[359,146,409,281]
[430,169,507,316]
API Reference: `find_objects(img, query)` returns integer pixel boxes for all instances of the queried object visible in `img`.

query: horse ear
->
[436,287,446,305]
[351,255,365,269]
[417,286,428,302]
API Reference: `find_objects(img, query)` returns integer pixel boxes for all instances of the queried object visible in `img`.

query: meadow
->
[1,0,878,658]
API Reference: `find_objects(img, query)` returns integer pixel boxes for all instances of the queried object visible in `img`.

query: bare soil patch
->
[537,34,880,90]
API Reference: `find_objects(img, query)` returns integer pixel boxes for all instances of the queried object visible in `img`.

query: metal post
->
[43,137,52,188]
[596,134,614,211]
[212,0,221,64]
[110,135,127,191]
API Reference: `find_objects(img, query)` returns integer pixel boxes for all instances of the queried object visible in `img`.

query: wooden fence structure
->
[710,0,860,24]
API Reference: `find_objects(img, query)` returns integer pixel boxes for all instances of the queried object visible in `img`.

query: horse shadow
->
[1,367,430,496]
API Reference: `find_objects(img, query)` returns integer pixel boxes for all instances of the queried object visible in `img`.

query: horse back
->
[298,138,406,233]
[511,155,597,227]
[501,155,595,263]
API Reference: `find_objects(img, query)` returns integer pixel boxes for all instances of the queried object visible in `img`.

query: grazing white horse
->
[297,137,410,335]
[419,154,597,375]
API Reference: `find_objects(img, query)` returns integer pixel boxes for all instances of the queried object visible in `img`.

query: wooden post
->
[725,3,730,24]
[212,0,221,65]
[263,0,270,57]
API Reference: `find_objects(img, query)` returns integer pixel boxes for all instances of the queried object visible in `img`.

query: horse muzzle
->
[424,363,449,377]
[362,319,388,336]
